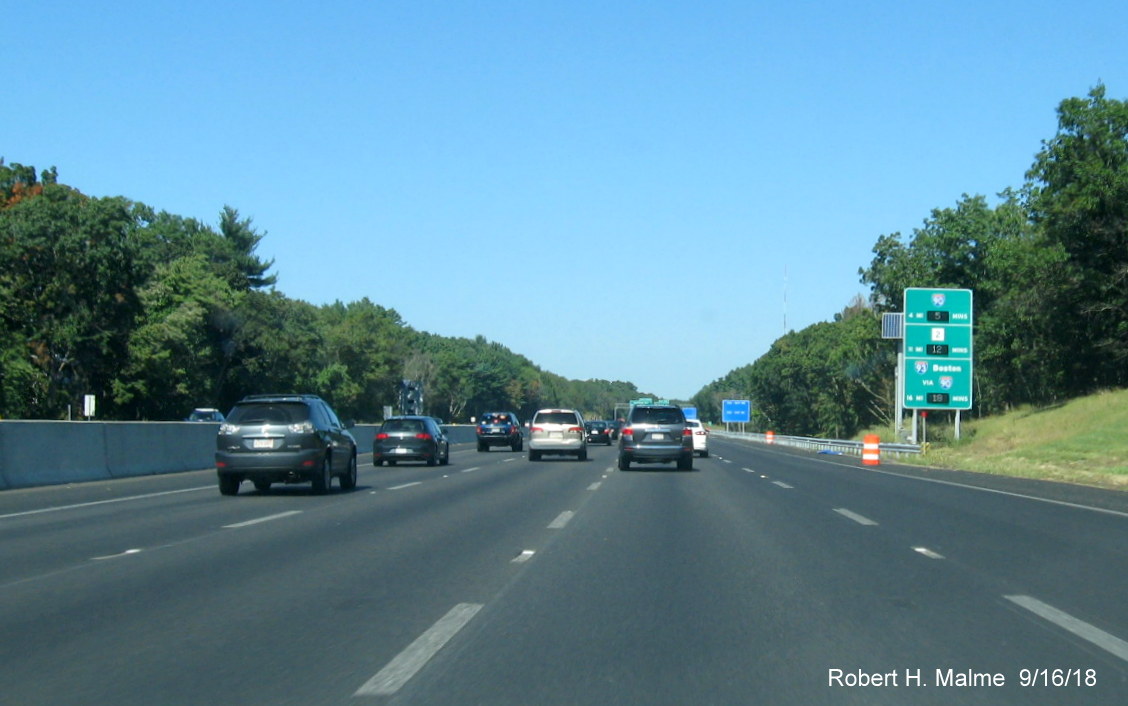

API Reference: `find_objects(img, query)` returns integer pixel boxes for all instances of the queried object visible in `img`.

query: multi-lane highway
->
[1,436,1126,704]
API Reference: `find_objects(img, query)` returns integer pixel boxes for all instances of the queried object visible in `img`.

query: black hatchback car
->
[374,415,450,466]
[215,394,357,495]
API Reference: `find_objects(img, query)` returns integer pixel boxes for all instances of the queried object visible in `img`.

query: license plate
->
[252,439,273,449]
[549,431,561,438]
[651,433,666,440]
[394,447,409,454]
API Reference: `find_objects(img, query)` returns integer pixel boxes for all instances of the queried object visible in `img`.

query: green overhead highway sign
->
[903,288,973,410]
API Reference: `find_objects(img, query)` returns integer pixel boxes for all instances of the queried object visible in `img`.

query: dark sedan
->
[584,420,613,445]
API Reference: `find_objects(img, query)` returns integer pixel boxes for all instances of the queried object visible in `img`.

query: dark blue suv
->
[476,411,523,452]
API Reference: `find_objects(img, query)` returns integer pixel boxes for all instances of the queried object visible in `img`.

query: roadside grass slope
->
[912,388,1128,491]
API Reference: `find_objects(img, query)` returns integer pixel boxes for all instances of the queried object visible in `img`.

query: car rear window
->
[228,403,310,425]
[382,419,425,433]
[630,407,685,424]
[536,412,579,425]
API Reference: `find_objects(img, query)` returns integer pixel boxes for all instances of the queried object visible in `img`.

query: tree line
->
[0,163,651,422]
[5,85,1124,432]
[690,85,1128,437]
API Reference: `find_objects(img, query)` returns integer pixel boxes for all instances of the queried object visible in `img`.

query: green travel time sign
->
[903,288,973,410]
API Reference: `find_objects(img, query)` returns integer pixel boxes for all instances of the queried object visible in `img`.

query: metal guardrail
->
[712,430,923,458]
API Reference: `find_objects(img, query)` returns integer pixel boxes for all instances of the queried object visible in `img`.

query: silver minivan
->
[528,408,587,461]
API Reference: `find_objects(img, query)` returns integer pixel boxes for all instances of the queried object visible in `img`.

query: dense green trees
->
[696,84,1128,436]
[1027,85,1128,392]
[691,300,891,437]
[4,85,1123,432]
[0,166,649,420]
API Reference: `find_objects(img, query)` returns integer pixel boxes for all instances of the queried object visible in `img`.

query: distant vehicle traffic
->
[685,418,710,457]
[584,420,612,445]
[186,408,225,422]
[476,412,523,452]
[374,415,450,466]
[528,408,587,461]
[215,394,357,495]
[618,404,693,471]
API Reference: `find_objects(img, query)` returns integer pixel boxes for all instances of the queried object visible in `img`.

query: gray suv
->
[618,404,693,471]
[215,394,357,495]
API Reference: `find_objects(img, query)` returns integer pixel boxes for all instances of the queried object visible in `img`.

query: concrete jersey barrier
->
[0,421,482,491]
[0,421,220,490]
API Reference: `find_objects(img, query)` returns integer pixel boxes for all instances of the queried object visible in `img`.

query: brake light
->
[621,427,634,437]
[375,433,389,440]
[683,428,693,437]
[531,426,544,433]
[416,433,433,440]
[568,426,583,434]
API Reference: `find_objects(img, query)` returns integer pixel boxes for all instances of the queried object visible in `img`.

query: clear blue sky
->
[6,1,1127,400]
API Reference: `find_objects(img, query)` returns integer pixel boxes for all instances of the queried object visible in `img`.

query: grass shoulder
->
[857,388,1128,492]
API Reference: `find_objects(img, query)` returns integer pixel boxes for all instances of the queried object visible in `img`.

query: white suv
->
[528,408,587,461]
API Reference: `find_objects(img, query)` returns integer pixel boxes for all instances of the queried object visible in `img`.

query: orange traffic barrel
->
[862,434,880,466]
[766,430,775,444]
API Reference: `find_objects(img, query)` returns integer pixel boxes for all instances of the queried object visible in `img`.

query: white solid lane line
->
[223,510,302,529]
[1005,595,1128,663]
[0,486,214,520]
[355,603,484,696]
[834,508,878,526]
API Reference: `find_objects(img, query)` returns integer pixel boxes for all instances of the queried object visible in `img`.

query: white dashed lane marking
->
[223,511,302,529]
[1006,595,1128,663]
[548,511,574,529]
[834,508,878,526]
[355,603,484,696]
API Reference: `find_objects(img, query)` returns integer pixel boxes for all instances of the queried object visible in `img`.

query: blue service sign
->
[721,399,751,423]
[682,407,698,419]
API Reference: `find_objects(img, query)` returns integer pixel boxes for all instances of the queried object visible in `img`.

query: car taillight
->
[375,433,389,440]
[568,426,583,434]
[621,427,634,437]
[416,433,433,440]
[531,426,544,433]
[683,428,693,437]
